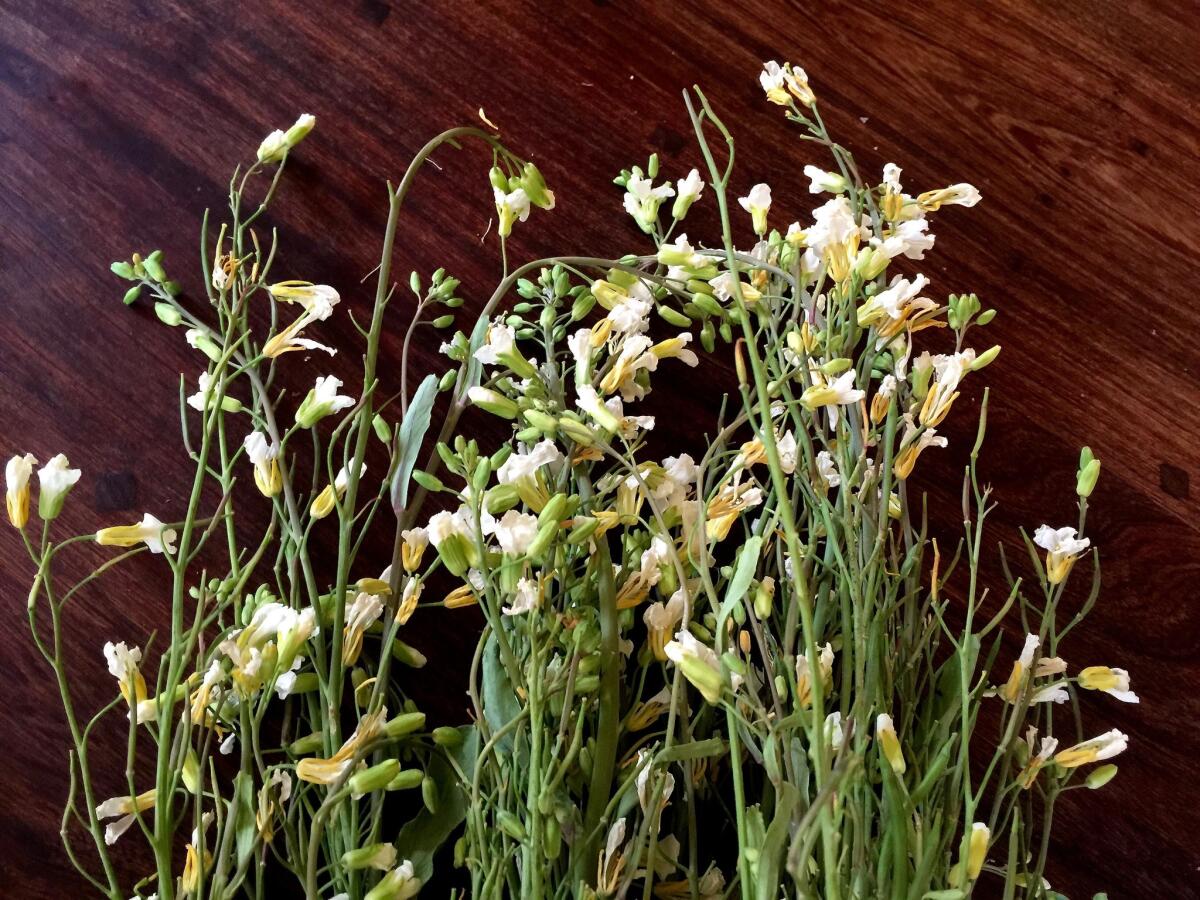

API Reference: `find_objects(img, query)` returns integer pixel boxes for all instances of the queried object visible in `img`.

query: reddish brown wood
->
[1,0,1197,895]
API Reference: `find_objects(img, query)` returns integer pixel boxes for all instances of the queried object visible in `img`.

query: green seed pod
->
[544,816,562,860]
[656,305,692,327]
[384,711,426,739]
[421,775,438,813]
[497,811,526,842]
[432,726,464,748]
[411,470,444,493]
[349,759,401,798]
[372,414,392,443]
[288,731,325,756]
[386,768,424,791]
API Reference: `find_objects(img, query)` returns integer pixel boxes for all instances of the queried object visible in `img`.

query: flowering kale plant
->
[11,64,1129,899]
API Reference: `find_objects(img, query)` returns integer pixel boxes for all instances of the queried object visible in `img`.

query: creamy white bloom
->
[653,453,698,509]
[825,711,844,748]
[664,629,727,703]
[1055,729,1129,768]
[816,450,841,488]
[492,509,539,556]
[759,60,787,96]
[493,186,530,237]
[635,748,675,821]
[473,321,517,365]
[295,375,355,429]
[875,274,930,319]
[103,641,142,692]
[804,165,847,194]
[1030,683,1070,704]
[1033,525,1090,557]
[607,287,654,335]
[345,591,385,635]
[806,197,860,255]
[672,168,705,218]
[738,183,772,234]
[801,370,866,409]
[775,431,799,474]
[426,508,473,546]
[874,217,936,260]
[187,371,243,414]
[502,577,540,616]
[623,172,675,232]
[497,439,562,485]
[37,453,81,518]
[1078,666,1139,703]
[882,163,903,193]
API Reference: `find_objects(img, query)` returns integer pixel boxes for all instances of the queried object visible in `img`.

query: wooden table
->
[1,1,1196,895]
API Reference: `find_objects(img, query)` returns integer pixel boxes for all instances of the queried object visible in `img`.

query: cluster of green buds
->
[946,291,997,332]
[1077,445,1102,498]
[110,249,182,310]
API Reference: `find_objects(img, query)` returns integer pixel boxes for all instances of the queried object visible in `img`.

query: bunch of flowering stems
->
[9,62,1134,900]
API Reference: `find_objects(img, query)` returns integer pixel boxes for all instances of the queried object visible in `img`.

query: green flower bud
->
[123,285,142,306]
[386,768,424,791]
[110,260,136,280]
[1077,457,1101,498]
[383,711,426,740]
[656,305,693,327]
[432,726,464,748]
[1086,764,1118,789]
[288,731,325,756]
[390,639,427,668]
[342,842,398,871]
[154,302,181,326]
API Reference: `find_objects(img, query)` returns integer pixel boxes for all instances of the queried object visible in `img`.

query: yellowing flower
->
[628,687,672,731]
[96,512,178,554]
[616,535,670,609]
[708,271,762,305]
[397,578,422,625]
[705,481,763,542]
[796,642,834,709]
[6,453,37,528]
[262,282,339,358]
[343,590,384,666]
[1033,525,1090,584]
[759,60,814,107]
[918,183,982,211]
[644,588,687,660]
[502,576,540,616]
[1078,666,1139,703]
[1054,729,1128,768]
[364,859,421,900]
[965,822,989,880]
[1019,732,1059,789]
[400,527,429,573]
[1002,633,1041,703]
[243,431,282,497]
[919,350,975,427]
[343,842,398,872]
[311,462,367,519]
[800,370,865,411]
[876,713,906,775]
[36,454,81,520]
[894,417,948,480]
[296,707,388,785]
[494,185,531,238]
[738,183,772,235]
[95,788,156,845]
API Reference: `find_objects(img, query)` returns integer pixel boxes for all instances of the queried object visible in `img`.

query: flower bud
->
[387,769,424,791]
[467,387,519,419]
[384,711,426,740]
[1077,454,1101,498]
[342,842,397,872]
[1085,763,1118,789]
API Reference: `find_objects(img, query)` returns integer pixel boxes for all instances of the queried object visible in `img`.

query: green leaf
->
[755,782,800,900]
[391,373,438,516]
[233,771,257,869]
[393,729,478,885]
[716,535,763,636]
[482,631,522,754]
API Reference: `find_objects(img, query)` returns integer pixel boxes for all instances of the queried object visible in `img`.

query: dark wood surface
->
[2,1,1198,896]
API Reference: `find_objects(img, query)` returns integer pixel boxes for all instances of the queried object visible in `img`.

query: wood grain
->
[1,0,1197,895]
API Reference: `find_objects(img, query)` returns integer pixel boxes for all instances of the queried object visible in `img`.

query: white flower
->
[776,431,798,474]
[37,453,81,519]
[804,165,847,194]
[187,371,242,414]
[5,452,37,528]
[652,453,698,509]
[497,439,562,486]
[873,274,930,320]
[607,284,654,335]
[882,163,903,193]
[1034,525,1091,584]
[494,186,531,237]
[96,790,156,845]
[263,282,340,357]
[806,197,860,255]
[672,169,705,218]
[707,271,760,304]
[427,508,473,546]
[95,513,178,555]
[825,711,845,748]
[635,749,675,821]
[738,183,772,234]
[604,396,656,438]
[623,172,675,233]
[503,577,540,616]
[816,450,840,488]
[664,629,726,703]
[919,183,981,210]
[492,509,539,556]
[243,431,281,496]
[1030,683,1070,704]
[759,60,787,98]
[370,859,421,900]
[473,321,517,365]
[295,375,355,428]
[873,218,936,260]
